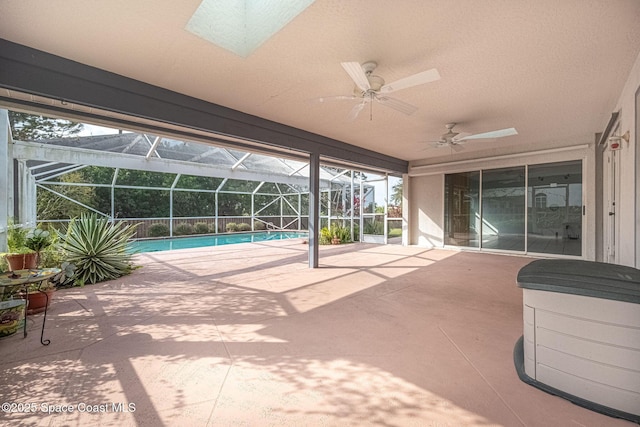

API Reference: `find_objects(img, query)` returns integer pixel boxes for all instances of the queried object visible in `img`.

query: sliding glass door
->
[444,161,582,256]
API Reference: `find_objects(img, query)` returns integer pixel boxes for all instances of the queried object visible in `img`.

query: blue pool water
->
[129,231,308,253]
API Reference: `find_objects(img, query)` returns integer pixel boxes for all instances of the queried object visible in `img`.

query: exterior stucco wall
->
[408,174,443,247]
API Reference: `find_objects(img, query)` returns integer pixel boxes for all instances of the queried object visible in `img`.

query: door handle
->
[609,212,615,216]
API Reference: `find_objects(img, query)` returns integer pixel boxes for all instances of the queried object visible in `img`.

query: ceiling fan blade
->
[458,127,518,141]
[312,95,359,104]
[347,101,367,121]
[341,62,371,92]
[375,95,418,115]
[379,68,440,94]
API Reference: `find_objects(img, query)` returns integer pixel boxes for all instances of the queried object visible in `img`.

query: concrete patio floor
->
[0,240,634,426]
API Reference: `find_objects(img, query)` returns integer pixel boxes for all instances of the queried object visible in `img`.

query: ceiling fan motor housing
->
[352,74,385,97]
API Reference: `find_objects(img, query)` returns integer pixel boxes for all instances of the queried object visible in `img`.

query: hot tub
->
[513,259,640,423]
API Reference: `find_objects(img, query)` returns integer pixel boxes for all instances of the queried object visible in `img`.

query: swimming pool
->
[129,231,308,253]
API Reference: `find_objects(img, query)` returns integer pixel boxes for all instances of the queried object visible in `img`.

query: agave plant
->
[59,213,138,285]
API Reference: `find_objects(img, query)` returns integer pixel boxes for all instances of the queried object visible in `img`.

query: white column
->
[350,171,355,241]
[383,174,388,244]
[16,160,36,227]
[402,173,410,246]
[0,110,10,251]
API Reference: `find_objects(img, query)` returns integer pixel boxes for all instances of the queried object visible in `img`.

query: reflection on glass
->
[363,216,384,235]
[444,172,480,247]
[362,186,376,214]
[527,161,582,255]
[481,167,526,251]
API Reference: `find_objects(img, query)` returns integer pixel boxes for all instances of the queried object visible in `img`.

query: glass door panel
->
[481,167,525,251]
[444,171,480,247]
[527,160,582,255]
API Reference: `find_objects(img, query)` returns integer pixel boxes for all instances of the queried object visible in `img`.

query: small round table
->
[0,268,61,345]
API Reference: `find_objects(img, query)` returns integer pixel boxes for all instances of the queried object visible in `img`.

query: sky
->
[78,123,121,136]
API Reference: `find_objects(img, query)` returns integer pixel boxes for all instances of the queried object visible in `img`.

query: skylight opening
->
[185,0,315,58]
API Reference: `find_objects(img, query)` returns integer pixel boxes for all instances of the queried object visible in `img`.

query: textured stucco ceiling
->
[1,0,639,163]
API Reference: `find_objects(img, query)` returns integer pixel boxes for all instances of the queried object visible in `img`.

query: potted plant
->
[25,227,53,267]
[4,222,37,271]
[23,262,76,314]
[24,280,55,315]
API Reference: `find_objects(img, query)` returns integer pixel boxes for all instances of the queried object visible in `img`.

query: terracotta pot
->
[5,253,38,271]
[25,289,54,315]
[331,237,341,245]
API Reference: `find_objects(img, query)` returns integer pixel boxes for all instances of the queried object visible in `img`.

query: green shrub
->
[7,220,29,253]
[318,225,353,245]
[193,222,209,234]
[254,221,266,230]
[237,223,252,232]
[59,213,138,285]
[226,222,238,232]
[36,228,65,268]
[209,224,218,233]
[332,225,352,243]
[319,227,333,245]
[388,228,402,238]
[148,223,170,237]
[174,222,194,235]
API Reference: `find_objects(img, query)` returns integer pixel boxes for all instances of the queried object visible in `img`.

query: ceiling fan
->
[427,123,518,151]
[318,61,440,120]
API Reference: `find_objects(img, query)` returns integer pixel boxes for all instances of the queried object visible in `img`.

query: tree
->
[9,111,83,141]
[37,171,97,220]
[391,181,403,206]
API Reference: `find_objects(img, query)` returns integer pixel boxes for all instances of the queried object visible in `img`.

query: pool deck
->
[0,240,633,426]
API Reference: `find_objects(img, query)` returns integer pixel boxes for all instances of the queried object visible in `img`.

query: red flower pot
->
[26,289,54,315]
[5,253,38,271]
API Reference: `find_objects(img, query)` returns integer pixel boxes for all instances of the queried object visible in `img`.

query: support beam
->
[169,174,181,236]
[402,173,409,246]
[111,168,119,221]
[12,140,312,188]
[308,153,320,268]
[34,164,87,181]
[0,39,408,174]
[0,110,9,250]
[38,184,108,217]
[15,160,36,227]
[288,163,307,176]
[350,172,355,241]
[145,136,162,159]
[231,152,251,170]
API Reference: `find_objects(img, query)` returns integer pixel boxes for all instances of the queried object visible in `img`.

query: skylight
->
[185,0,316,58]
